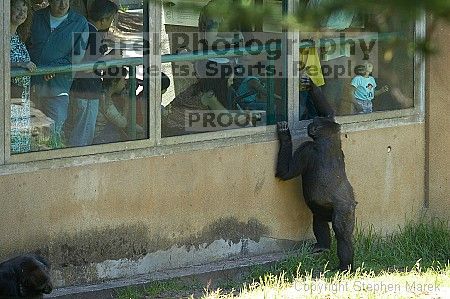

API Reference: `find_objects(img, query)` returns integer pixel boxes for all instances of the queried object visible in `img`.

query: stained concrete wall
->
[0,122,425,287]
[427,23,450,222]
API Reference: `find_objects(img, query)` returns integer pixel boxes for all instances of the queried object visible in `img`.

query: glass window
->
[160,0,288,137]
[297,0,415,120]
[4,0,422,161]
[9,0,149,154]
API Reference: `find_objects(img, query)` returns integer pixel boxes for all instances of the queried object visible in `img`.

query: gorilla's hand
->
[277,121,291,143]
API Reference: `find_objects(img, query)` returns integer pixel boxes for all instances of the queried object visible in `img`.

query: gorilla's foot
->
[336,265,354,272]
[312,243,330,254]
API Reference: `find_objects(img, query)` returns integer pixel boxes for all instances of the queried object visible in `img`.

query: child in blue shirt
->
[351,62,389,113]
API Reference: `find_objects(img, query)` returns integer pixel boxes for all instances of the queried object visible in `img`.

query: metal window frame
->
[0,0,7,165]
[157,0,292,146]
[6,0,160,164]
[291,13,426,132]
[339,14,426,127]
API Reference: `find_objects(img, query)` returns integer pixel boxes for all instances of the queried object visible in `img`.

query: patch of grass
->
[353,219,450,271]
[246,219,450,282]
[114,220,450,298]
[115,279,196,299]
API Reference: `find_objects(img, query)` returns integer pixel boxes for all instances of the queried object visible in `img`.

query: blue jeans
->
[354,99,373,114]
[69,98,99,147]
[40,95,69,148]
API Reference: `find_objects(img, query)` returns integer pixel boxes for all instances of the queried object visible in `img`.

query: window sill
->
[0,110,424,176]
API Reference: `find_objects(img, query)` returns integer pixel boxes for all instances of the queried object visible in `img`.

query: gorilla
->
[276,118,357,271]
[0,254,52,298]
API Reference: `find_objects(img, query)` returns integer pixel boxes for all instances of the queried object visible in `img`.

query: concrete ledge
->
[46,251,294,298]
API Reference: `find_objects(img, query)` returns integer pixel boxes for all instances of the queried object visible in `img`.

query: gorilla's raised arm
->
[311,84,335,118]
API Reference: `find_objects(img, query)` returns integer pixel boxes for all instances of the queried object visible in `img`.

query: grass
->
[203,263,450,299]
[115,219,450,298]
[117,279,197,299]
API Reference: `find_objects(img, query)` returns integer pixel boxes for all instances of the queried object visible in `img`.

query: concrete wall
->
[342,124,425,228]
[427,23,450,222]
[0,122,425,287]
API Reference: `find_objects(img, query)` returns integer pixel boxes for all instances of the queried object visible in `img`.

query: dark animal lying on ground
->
[276,118,357,271]
[0,254,52,298]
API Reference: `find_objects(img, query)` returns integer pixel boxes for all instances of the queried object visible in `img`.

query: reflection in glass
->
[10,0,148,153]
[161,0,287,137]
[298,1,415,119]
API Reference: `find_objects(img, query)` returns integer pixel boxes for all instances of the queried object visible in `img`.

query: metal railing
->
[11,43,284,138]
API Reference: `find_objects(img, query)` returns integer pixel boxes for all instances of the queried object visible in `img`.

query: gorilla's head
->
[19,256,53,295]
[307,117,340,139]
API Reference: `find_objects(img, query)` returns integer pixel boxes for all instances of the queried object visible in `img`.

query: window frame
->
[156,0,292,146]
[1,0,7,165]
[0,0,425,169]
[5,0,161,164]
[291,12,426,131]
